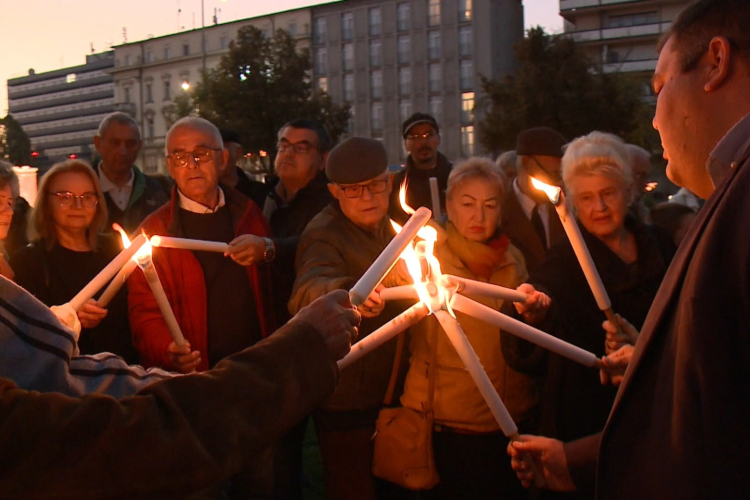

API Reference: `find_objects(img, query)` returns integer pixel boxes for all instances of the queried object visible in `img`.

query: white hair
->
[562,131,633,202]
[164,117,223,155]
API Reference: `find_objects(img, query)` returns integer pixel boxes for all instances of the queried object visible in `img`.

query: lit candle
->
[150,235,230,253]
[442,275,527,303]
[338,302,428,370]
[379,285,419,302]
[429,177,441,220]
[97,260,137,307]
[349,206,432,306]
[68,234,148,311]
[450,293,602,368]
[136,247,187,346]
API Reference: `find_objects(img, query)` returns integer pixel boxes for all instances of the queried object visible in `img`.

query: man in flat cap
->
[290,137,412,500]
[502,126,567,272]
[389,112,452,223]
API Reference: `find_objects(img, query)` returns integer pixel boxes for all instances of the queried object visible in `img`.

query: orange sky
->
[0,0,562,115]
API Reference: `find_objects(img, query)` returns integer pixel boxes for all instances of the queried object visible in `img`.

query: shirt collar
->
[707,111,750,190]
[177,187,226,214]
[98,165,134,192]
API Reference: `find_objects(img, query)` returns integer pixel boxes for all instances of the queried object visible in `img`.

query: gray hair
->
[562,131,633,202]
[0,160,19,199]
[495,150,519,177]
[164,117,223,155]
[625,144,651,173]
[447,156,507,204]
[97,112,140,139]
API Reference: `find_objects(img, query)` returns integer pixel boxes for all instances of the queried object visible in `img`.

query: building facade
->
[561,0,689,75]
[7,52,115,170]
[310,0,523,163]
[110,9,311,174]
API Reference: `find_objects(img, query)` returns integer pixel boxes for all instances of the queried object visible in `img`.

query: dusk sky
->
[0,0,563,115]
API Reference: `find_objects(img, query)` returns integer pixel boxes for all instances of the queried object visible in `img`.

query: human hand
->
[292,289,361,361]
[77,299,108,329]
[358,284,386,318]
[603,314,639,355]
[514,283,551,325]
[508,435,575,491]
[51,303,82,340]
[226,234,266,266]
[166,341,201,373]
[599,344,634,386]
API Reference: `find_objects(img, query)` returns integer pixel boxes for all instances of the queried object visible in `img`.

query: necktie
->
[531,205,547,249]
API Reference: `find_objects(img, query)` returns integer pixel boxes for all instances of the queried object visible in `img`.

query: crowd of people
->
[0,0,748,498]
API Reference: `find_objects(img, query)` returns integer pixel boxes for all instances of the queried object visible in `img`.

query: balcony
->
[569,21,671,43]
[561,0,651,11]
[602,58,657,73]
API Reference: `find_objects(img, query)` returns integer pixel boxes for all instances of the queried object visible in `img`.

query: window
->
[371,102,383,133]
[220,36,229,49]
[399,99,412,123]
[147,116,155,140]
[429,63,442,93]
[461,125,475,156]
[164,46,171,59]
[397,3,411,31]
[397,35,411,64]
[315,47,327,75]
[369,7,382,36]
[342,12,354,41]
[458,0,472,22]
[608,11,658,28]
[428,0,441,27]
[182,43,190,56]
[429,95,442,123]
[124,87,131,103]
[371,70,383,99]
[428,31,441,59]
[343,73,355,101]
[146,51,154,63]
[164,80,171,101]
[370,40,382,67]
[124,54,131,66]
[459,26,472,56]
[65,74,76,84]
[461,91,474,123]
[289,22,298,36]
[460,59,473,90]
[342,43,354,71]
[398,67,411,95]
[146,83,153,103]
[318,77,328,93]
[314,17,327,44]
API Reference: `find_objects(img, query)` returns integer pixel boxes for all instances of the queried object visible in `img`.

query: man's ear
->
[328,182,340,200]
[218,148,230,175]
[704,36,733,92]
[93,135,102,154]
[319,151,329,171]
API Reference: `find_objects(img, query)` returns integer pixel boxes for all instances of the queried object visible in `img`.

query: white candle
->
[150,235,230,253]
[138,256,187,346]
[68,234,147,311]
[379,285,419,302]
[429,177,441,220]
[97,259,138,307]
[450,293,602,368]
[349,206,432,306]
[338,302,428,370]
[442,275,527,303]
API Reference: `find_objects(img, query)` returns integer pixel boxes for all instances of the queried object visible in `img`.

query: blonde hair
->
[447,156,507,203]
[562,131,633,202]
[28,160,108,250]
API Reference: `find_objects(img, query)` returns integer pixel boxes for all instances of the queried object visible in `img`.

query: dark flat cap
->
[402,112,439,138]
[516,127,567,158]
[219,129,241,145]
[326,137,388,184]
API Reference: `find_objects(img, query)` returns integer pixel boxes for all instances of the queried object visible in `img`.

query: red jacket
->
[128,186,275,371]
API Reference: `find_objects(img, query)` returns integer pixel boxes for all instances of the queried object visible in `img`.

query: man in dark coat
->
[508,1,750,498]
[218,128,270,209]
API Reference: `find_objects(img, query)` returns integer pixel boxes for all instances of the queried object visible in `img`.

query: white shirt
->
[513,177,550,244]
[177,187,226,214]
[98,166,134,211]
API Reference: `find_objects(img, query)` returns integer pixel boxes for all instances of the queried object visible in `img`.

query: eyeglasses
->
[277,140,317,155]
[338,179,389,198]
[574,188,623,209]
[405,131,437,141]
[167,147,222,168]
[49,191,99,208]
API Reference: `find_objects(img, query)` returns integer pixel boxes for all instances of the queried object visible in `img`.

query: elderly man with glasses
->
[289,137,413,500]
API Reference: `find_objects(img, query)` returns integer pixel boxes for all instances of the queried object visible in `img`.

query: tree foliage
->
[0,114,32,165]
[186,26,350,166]
[478,27,659,155]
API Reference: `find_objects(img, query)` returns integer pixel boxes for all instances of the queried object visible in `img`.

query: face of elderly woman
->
[0,185,13,240]
[48,171,98,235]
[571,174,629,240]
[446,177,502,243]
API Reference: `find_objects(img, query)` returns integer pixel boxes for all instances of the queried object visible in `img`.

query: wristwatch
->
[262,237,276,263]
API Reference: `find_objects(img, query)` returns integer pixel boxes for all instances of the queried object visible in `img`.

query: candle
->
[68,234,147,311]
[450,293,602,368]
[338,302,428,370]
[442,275,527,303]
[429,177,441,220]
[137,253,187,346]
[97,260,138,307]
[150,235,230,253]
[433,310,545,488]
[379,285,419,302]
[349,206,431,306]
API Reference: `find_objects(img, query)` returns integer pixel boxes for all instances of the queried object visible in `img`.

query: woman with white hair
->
[502,132,675,498]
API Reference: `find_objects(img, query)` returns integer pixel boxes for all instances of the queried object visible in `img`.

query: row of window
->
[314,0,472,44]
[21,112,111,134]
[119,36,231,67]
[12,98,114,121]
[122,78,189,104]
[31,129,97,147]
[11,83,113,107]
[9,70,109,97]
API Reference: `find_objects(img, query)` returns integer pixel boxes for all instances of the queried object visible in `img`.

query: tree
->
[478,27,659,155]
[163,92,197,128]
[189,26,350,169]
[0,114,33,165]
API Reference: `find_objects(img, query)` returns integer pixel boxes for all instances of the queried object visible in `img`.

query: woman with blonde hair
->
[12,159,137,362]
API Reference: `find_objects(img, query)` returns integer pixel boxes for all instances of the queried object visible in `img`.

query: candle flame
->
[113,223,131,249]
[531,177,562,205]
[399,182,415,215]
[133,231,153,267]
[644,181,658,192]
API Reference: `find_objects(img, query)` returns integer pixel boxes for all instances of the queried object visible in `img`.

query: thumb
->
[512,436,548,454]
[329,288,353,307]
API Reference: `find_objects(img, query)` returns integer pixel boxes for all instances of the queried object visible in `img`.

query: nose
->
[360,186,375,200]
[73,196,84,208]
[475,205,485,222]
[186,155,200,169]
[595,193,607,211]
[0,203,12,215]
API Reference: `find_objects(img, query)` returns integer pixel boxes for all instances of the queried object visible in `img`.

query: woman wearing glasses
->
[12,160,138,363]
